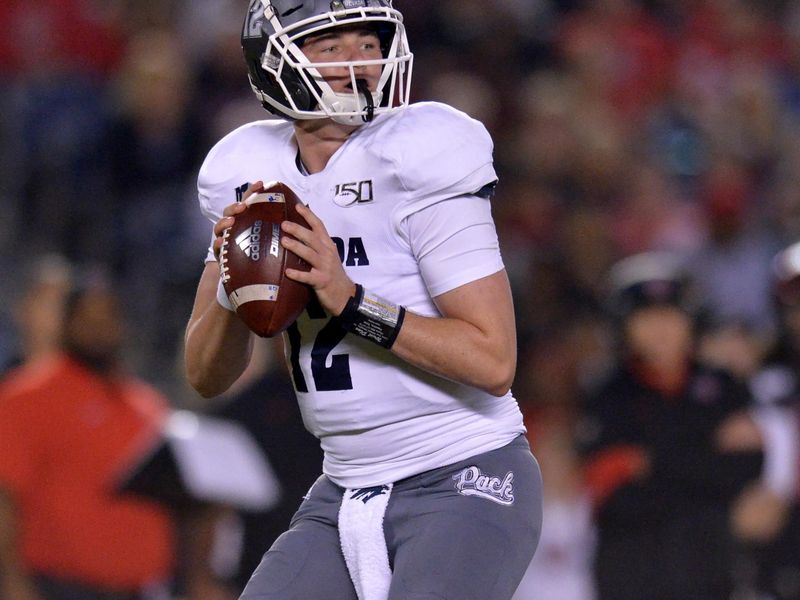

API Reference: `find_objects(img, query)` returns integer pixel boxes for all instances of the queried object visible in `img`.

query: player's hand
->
[730,484,790,543]
[714,411,763,453]
[212,181,265,261]
[281,203,356,316]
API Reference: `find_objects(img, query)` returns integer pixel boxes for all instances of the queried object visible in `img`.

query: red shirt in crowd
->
[0,355,175,591]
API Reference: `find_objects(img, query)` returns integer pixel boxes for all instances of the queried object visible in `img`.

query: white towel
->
[338,484,394,600]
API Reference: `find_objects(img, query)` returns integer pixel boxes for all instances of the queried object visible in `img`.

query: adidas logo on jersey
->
[453,466,515,506]
[236,220,263,261]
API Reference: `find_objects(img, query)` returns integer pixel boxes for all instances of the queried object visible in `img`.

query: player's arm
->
[0,489,41,600]
[391,270,516,396]
[282,203,516,396]
[184,185,262,398]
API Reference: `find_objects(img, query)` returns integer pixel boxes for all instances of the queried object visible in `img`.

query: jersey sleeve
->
[402,194,504,297]
[197,122,281,262]
[197,140,242,263]
[387,103,498,228]
[198,143,243,224]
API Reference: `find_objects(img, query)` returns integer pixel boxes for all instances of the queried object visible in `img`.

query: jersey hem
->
[323,429,524,488]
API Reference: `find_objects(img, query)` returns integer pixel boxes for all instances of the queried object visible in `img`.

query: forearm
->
[185,264,254,398]
[0,491,39,600]
[185,306,253,397]
[390,310,515,396]
[331,271,517,396]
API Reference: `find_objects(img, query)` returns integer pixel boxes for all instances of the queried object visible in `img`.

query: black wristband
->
[339,284,406,349]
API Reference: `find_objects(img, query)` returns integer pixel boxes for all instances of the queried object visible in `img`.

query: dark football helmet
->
[606,251,699,320]
[242,0,413,125]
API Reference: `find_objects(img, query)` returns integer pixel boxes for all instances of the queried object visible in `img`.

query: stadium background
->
[2,0,800,598]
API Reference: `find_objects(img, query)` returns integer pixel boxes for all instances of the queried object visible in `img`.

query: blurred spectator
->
[0,271,175,599]
[768,240,800,380]
[102,28,211,382]
[578,251,764,600]
[175,0,267,141]
[0,0,125,76]
[607,162,705,256]
[0,1,126,265]
[513,412,596,600]
[686,158,782,334]
[557,0,674,121]
[697,313,800,599]
[1,254,73,374]
[698,318,771,382]
[712,240,800,600]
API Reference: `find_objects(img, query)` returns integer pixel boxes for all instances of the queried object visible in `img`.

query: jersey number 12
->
[286,298,353,392]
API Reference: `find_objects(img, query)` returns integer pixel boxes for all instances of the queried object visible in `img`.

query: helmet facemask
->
[245,0,413,126]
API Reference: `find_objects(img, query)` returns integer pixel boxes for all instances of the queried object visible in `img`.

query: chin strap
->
[356,79,376,122]
[320,81,382,126]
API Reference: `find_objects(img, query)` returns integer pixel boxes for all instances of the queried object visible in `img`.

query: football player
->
[184,2,542,598]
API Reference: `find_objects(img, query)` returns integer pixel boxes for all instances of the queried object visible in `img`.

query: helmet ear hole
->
[280,68,314,111]
[248,57,314,113]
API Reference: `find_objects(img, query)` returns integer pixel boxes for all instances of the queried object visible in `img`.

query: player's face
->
[301,26,383,94]
[63,288,125,371]
[624,305,693,365]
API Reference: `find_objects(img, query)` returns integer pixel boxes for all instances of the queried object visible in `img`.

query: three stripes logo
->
[236,220,263,261]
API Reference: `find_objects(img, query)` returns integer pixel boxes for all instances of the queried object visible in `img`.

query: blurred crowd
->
[4,0,800,598]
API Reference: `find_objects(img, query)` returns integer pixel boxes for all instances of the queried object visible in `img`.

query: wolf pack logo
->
[453,466,515,506]
[350,485,390,504]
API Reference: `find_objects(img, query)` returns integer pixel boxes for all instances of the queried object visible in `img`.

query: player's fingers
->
[217,197,253,238]
[281,236,317,265]
[281,220,313,246]
[282,220,339,259]
[242,181,265,201]
[222,202,247,218]
[219,181,263,223]
[284,267,315,285]
[212,234,226,262]
[214,216,235,237]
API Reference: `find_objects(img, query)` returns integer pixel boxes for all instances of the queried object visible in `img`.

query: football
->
[219,181,311,337]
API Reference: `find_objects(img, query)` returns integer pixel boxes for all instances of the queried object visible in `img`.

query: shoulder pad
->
[382,102,497,207]
[198,120,288,222]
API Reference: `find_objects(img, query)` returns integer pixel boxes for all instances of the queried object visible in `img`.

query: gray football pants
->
[239,435,543,600]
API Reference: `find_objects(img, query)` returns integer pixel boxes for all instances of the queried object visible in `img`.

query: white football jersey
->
[198,102,525,488]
